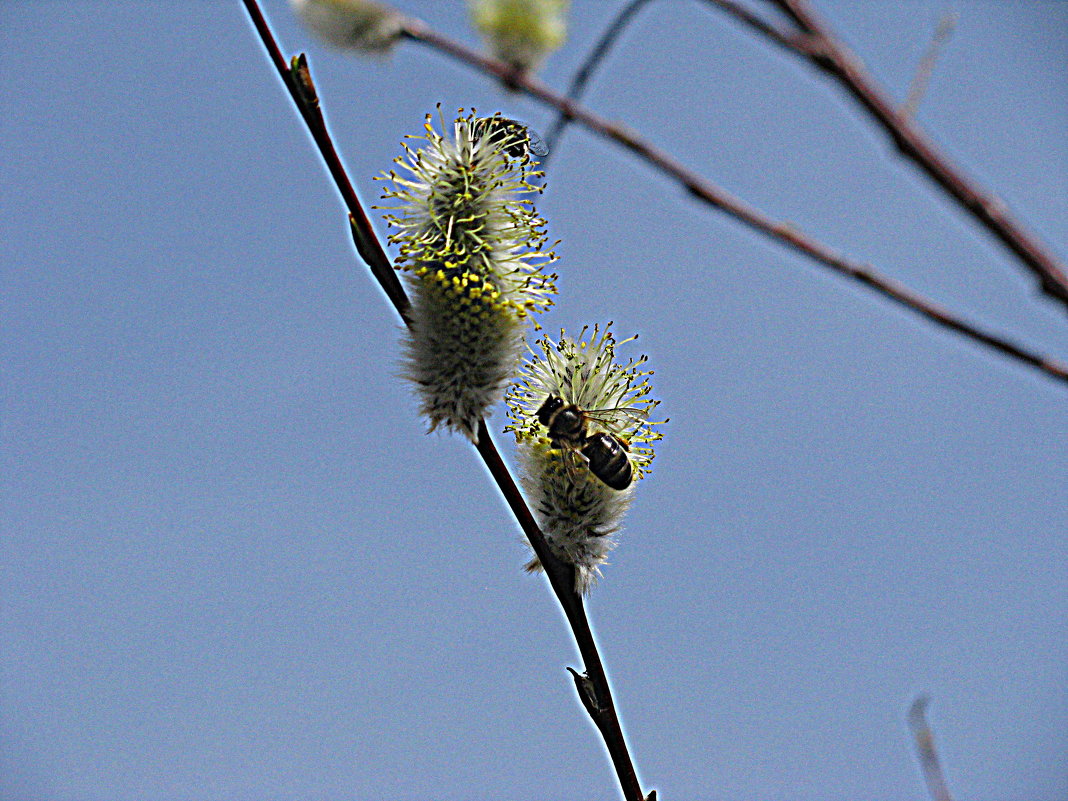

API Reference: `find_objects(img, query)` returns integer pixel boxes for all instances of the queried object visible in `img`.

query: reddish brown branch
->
[399,18,1068,387]
[759,0,1068,313]
[240,4,649,800]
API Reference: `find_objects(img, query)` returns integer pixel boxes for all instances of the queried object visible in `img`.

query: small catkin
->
[468,0,570,73]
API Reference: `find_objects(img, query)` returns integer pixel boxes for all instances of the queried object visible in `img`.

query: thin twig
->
[702,0,817,52]
[544,0,814,161]
[398,18,1068,387]
[759,0,1068,313]
[240,4,649,800]
[908,696,954,801]
[542,0,654,160]
[475,421,647,801]
[901,11,958,120]
[242,3,410,324]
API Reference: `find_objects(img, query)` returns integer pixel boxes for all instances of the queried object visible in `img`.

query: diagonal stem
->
[475,421,645,801]
[239,3,649,799]
[399,17,1068,388]
[241,0,410,325]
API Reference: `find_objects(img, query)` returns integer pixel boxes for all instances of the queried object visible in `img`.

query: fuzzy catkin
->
[507,325,663,592]
[381,110,556,441]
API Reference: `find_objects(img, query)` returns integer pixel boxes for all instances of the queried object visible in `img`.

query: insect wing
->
[581,405,647,430]
[525,128,549,157]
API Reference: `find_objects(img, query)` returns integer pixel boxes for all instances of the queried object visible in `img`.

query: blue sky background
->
[2,1,1066,799]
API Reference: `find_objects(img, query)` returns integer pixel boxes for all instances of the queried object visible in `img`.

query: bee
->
[473,115,549,160]
[580,432,633,492]
[536,395,633,491]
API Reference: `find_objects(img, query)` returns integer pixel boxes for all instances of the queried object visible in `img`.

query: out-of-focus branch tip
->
[908,694,930,730]
[902,10,958,120]
[544,0,652,157]
[908,694,954,801]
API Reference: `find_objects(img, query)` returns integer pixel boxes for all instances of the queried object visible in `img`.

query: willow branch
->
[755,0,1068,313]
[240,3,648,799]
[399,18,1068,387]
[475,423,647,801]
[242,2,410,325]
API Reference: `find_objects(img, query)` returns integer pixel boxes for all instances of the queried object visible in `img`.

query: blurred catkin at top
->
[290,0,404,54]
[468,0,569,73]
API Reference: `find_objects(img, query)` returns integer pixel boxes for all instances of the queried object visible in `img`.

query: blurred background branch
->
[541,0,653,159]
[398,11,1068,387]
[763,0,1068,313]
[901,10,958,120]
